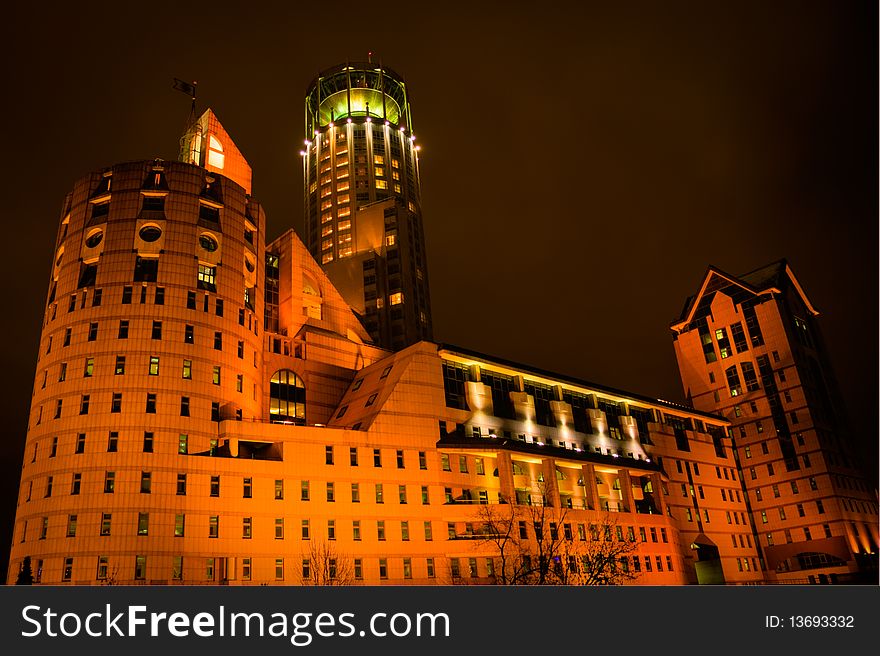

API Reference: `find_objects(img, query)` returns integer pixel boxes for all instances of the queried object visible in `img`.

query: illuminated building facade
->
[301,62,432,351]
[672,262,879,582]
[7,97,874,587]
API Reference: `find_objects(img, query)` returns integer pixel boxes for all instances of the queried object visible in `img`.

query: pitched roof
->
[672,259,818,331]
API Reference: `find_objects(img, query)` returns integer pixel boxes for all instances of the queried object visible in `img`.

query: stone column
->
[618,469,634,514]
[580,463,598,511]
[651,472,668,516]
[495,451,516,504]
[541,458,561,508]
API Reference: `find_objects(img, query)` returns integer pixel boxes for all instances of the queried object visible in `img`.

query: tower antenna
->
[172,78,199,163]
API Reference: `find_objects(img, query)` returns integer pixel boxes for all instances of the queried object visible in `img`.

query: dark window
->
[145,393,156,413]
[151,321,162,340]
[122,286,132,304]
[87,322,98,341]
[213,332,222,350]
[92,202,109,219]
[187,291,196,309]
[481,371,515,419]
[184,325,194,344]
[142,196,165,211]
[743,303,764,347]
[134,257,158,282]
[441,361,470,409]
[118,320,129,339]
[155,287,165,305]
[741,362,760,392]
[110,394,122,413]
[730,322,749,353]
[143,432,153,453]
[525,381,556,427]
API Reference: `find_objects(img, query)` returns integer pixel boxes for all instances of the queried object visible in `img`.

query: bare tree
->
[300,540,355,586]
[15,556,33,585]
[473,491,640,586]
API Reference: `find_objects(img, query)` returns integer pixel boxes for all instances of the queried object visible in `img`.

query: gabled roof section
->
[672,259,818,333]
[179,108,253,194]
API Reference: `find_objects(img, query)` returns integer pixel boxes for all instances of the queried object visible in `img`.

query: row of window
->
[752,477,820,501]
[670,459,738,482]
[29,471,478,507]
[44,356,242,387]
[766,522,836,546]
[677,482,743,504]
[35,394,228,424]
[43,318,254,358]
[759,499,828,523]
[23,513,675,549]
[28,432,203,463]
[50,555,436,583]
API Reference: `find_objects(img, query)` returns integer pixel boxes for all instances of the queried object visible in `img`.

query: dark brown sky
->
[0,1,875,576]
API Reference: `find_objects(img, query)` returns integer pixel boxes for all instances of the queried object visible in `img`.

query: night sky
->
[0,1,875,577]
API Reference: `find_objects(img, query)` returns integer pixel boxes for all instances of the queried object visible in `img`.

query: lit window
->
[338,219,351,230]
[197,264,216,291]
[389,292,403,305]
[375,180,388,189]
[338,206,351,217]
[386,234,396,246]
[321,225,334,237]
[374,155,385,165]
[149,356,160,376]
[322,253,333,264]
[207,135,224,169]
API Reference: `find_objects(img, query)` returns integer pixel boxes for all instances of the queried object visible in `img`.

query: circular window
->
[245,257,255,273]
[85,230,103,248]
[139,225,162,242]
[199,234,218,252]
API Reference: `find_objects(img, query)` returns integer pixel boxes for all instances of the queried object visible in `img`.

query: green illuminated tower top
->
[300,60,432,352]
[305,62,412,134]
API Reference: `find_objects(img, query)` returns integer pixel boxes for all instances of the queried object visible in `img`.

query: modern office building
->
[672,262,878,582]
[8,73,875,586]
[9,107,769,586]
[301,62,432,350]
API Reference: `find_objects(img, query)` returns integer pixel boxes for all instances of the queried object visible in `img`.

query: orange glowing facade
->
[7,99,875,588]
[672,263,878,582]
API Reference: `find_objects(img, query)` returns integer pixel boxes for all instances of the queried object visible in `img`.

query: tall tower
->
[671,260,878,583]
[302,61,433,351]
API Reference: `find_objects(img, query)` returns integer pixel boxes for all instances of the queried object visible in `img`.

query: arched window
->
[269,370,306,424]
